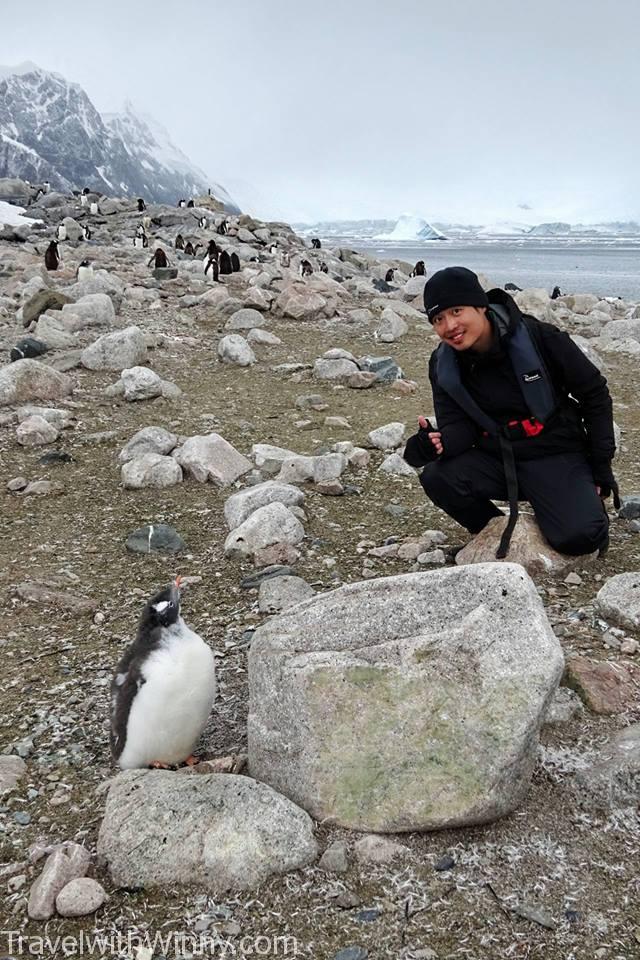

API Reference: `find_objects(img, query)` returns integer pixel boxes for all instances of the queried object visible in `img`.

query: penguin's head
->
[145,577,182,629]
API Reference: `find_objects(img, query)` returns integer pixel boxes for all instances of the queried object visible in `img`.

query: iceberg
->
[374,215,447,241]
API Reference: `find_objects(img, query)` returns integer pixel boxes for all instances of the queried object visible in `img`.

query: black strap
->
[496,432,519,559]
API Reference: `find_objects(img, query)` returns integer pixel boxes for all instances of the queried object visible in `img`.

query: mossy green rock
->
[248,562,564,832]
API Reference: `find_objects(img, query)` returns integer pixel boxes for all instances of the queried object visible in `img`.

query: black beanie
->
[423,266,489,322]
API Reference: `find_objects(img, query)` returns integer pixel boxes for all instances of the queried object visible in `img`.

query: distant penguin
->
[109,577,217,770]
[187,199,195,208]
[149,248,169,269]
[57,224,67,241]
[183,241,195,256]
[82,187,90,195]
[206,239,218,259]
[311,237,321,249]
[136,224,146,238]
[77,259,93,282]
[299,259,313,277]
[219,250,233,275]
[137,198,146,212]
[44,241,60,271]
[90,202,99,215]
[197,216,208,229]
[178,199,186,209]
[83,225,92,240]
[385,268,395,282]
[216,219,228,236]
[10,337,48,362]
[80,194,88,207]
[204,257,219,281]
[410,260,426,277]
[175,234,185,250]
[230,252,241,272]
[504,282,522,292]
[142,215,151,232]
[280,251,290,268]
[320,261,329,274]
[43,180,50,194]
[550,285,563,299]
[269,243,278,254]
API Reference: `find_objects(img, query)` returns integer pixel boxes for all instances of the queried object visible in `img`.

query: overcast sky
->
[2,0,639,224]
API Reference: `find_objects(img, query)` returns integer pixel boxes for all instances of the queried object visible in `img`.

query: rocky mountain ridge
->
[0,62,236,209]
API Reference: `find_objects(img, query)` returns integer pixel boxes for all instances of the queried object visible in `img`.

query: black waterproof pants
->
[420,449,609,556]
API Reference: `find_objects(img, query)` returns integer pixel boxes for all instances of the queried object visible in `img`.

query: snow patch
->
[0,200,42,227]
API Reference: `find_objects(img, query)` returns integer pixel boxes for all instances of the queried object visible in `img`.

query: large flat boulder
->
[97,770,317,892]
[0,359,73,406]
[248,563,564,832]
[81,326,147,371]
[224,502,304,558]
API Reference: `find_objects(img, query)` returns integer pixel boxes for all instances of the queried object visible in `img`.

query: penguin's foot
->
[184,754,200,766]
[149,760,171,769]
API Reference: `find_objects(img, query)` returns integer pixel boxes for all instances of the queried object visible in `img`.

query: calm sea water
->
[352,240,640,302]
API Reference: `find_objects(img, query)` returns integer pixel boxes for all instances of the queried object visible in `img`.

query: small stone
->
[316,479,345,496]
[618,495,640,520]
[368,421,405,450]
[565,572,582,585]
[353,835,407,865]
[417,549,446,565]
[434,854,455,871]
[23,479,64,496]
[324,416,351,429]
[347,371,377,389]
[27,843,91,920]
[0,756,27,795]
[318,840,349,874]
[564,657,635,714]
[620,638,639,655]
[13,811,31,826]
[55,877,107,917]
[356,909,380,923]
[7,475,28,491]
[254,543,301,568]
[543,687,584,725]
[335,891,362,909]
[334,949,368,960]
[126,524,186,555]
[384,504,407,517]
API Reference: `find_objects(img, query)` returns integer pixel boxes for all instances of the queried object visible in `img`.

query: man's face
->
[431,305,491,351]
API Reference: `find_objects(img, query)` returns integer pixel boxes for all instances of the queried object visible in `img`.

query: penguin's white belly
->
[119,621,216,769]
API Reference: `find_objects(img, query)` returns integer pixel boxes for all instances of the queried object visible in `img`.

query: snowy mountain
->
[374,215,447,241]
[0,62,237,209]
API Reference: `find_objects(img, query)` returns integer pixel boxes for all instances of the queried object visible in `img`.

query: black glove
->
[591,460,621,508]
[403,422,439,468]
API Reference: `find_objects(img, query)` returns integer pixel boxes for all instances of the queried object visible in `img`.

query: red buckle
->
[521,417,545,437]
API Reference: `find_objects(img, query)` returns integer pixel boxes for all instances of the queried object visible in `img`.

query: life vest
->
[435,305,557,436]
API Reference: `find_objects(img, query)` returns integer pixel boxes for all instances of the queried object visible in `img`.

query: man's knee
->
[546,514,609,556]
[420,461,449,501]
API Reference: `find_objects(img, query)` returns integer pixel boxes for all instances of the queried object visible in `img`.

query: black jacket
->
[404,289,616,489]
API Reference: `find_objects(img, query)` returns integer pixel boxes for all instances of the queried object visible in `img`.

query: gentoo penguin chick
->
[175,233,185,250]
[77,259,93,281]
[219,250,233,275]
[206,238,218,259]
[230,251,241,272]
[550,285,563,299]
[280,251,290,268]
[110,577,216,769]
[299,258,313,277]
[149,248,169,268]
[320,261,329,274]
[216,219,228,236]
[183,241,195,256]
[187,199,195,208]
[385,267,395,282]
[137,198,146,212]
[44,241,60,271]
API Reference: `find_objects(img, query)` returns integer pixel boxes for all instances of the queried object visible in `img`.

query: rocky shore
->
[0,188,638,959]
